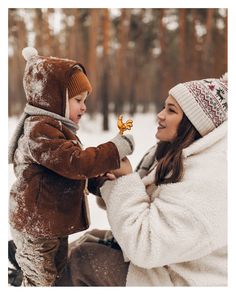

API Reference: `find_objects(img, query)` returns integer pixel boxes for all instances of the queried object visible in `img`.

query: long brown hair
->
[155,114,201,186]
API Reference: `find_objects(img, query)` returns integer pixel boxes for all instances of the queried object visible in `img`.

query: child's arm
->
[26,117,134,180]
[87,176,108,210]
[87,176,106,197]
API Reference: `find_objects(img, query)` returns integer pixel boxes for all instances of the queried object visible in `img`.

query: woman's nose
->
[157,109,165,120]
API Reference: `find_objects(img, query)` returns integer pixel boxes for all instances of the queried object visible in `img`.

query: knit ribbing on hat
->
[169,79,227,136]
[67,70,92,99]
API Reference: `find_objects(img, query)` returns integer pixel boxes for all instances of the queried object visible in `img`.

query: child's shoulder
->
[24,115,62,133]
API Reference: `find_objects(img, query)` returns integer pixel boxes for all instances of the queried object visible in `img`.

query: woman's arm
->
[101,173,213,269]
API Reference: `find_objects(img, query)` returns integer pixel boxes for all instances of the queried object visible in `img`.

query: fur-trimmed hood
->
[22,47,89,116]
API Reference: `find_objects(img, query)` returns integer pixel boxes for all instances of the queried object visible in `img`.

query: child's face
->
[69,91,88,125]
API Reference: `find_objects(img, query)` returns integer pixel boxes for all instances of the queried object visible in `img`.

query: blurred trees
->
[9,8,227,125]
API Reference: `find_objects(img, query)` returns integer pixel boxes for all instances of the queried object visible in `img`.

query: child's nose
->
[81,103,86,112]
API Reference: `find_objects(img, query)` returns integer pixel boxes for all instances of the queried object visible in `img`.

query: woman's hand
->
[104,172,117,180]
[102,157,133,181]
[111,157,133,178]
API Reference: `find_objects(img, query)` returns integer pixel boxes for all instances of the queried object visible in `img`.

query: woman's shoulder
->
[136,144,157,173]
[183,121,227,159]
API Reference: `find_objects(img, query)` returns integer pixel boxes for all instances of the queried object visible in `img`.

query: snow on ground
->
[8,113,157,243]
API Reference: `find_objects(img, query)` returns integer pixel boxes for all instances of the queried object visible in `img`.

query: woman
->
[69,74,227,286]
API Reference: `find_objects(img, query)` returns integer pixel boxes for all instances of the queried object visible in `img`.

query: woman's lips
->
[158,123,165,129]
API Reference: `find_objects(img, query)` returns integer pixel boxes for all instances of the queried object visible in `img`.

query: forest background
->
[5,3,236,292]
[8,8,227,130]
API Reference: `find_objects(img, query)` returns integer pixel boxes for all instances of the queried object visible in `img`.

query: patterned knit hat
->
[67,66,92,99]
[169,73,228,136]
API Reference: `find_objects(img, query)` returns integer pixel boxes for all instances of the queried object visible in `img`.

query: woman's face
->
[156,95,184,142]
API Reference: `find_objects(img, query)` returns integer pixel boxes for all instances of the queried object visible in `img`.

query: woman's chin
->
[155,132,161,140]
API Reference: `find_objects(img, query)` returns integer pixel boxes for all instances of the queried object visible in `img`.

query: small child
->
[8,47,134,286]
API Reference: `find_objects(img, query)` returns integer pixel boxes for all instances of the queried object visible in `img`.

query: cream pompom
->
[22,47,38,61]
[221,72,228,82]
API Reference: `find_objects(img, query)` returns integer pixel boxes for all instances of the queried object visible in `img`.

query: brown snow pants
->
[69,229,129,286]
[11,228,69,286]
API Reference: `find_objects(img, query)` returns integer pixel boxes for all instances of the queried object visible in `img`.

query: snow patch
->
[23,58,53,108]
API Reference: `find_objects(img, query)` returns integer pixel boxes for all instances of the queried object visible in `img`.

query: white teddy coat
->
[101,122,227,286]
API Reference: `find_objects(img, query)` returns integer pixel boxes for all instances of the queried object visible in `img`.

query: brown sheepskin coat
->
[9,55,120,238]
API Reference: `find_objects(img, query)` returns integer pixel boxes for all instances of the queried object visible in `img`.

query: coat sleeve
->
[27,119,120,180]
[88,176,105,197]
[100,173,213,269]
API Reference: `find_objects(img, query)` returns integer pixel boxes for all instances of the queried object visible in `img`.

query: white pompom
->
[22,47,38,61]
[221,72,228,82]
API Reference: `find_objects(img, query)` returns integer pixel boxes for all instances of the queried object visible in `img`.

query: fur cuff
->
[100,172,144,202]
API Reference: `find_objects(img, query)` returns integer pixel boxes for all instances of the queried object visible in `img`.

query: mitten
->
[110,133,134,159]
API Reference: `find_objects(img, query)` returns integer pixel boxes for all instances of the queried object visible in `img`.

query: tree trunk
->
[8,9,27,116]
[101,9,110,130]
[115,9,130,115]
[203,9,214,76]
[158,9,168,109]
[88,9,99,115]
[179,9,187,81]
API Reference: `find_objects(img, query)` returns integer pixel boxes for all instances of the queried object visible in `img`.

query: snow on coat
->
[101,121,227,286]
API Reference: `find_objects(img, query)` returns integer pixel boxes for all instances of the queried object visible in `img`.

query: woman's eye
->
[168,108,175,113]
